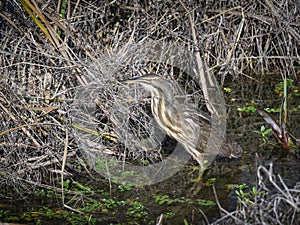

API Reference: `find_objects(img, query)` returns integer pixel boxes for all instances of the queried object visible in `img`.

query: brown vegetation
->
[0,0,299,223]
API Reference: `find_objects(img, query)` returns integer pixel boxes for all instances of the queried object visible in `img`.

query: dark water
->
[1,77,299,224]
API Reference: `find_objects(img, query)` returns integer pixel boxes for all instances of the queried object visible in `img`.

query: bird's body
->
[124,74,242,168]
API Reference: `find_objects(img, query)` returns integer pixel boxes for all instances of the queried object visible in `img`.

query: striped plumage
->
[124,73,242,167]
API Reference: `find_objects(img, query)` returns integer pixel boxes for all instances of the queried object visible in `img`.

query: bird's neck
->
[150,89,180,136]
[150,89,173,115]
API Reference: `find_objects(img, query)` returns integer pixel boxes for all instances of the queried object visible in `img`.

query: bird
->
[123,73,242,171]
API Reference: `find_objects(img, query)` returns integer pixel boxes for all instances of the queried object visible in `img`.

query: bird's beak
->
[122,77,148,85]
[122,77,156,93]
[122,79,135,84]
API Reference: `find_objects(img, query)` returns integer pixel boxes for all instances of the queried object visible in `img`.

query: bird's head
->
[123,73,174,102]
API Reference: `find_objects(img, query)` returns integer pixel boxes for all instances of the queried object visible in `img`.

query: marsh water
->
[1,76,299,224]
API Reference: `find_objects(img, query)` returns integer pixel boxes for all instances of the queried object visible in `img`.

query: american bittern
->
[123,73,242,169]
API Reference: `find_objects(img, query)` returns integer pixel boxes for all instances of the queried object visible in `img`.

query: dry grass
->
[213,163,300,225]
[0,0,299,212]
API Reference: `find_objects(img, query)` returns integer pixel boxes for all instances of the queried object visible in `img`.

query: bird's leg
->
[186,161,207,182]
[189,164,206,195]
[194,153,208,181]
[187,164,200,174]
[191,163,207,183]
